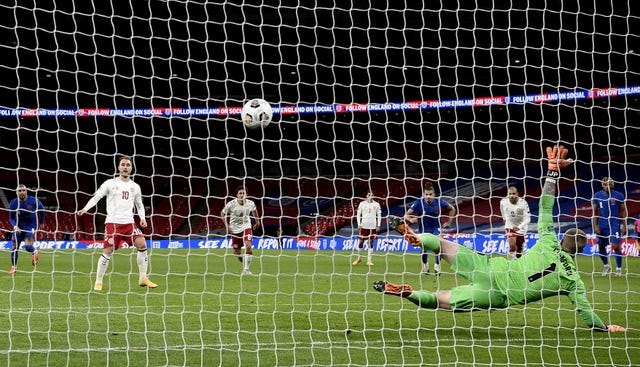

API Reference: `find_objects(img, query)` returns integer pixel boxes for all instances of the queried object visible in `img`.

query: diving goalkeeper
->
[375,146,626,332]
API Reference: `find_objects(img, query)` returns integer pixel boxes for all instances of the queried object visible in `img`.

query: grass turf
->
[0,248,638,366]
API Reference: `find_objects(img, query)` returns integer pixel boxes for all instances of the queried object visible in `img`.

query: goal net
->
[0,1,638,366]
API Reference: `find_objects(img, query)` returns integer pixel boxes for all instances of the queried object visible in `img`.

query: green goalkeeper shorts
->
[449,246,509,311]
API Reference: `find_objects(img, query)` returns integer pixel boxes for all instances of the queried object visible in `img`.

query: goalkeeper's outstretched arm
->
[543,146,626,333]
[542,145,573,196]
[538,146,573,238]
[568,287,625,332]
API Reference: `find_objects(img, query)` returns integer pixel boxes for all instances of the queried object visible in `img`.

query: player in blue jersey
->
[8,184,45,274]
[375,146,626,332]
[404,182,456,275]
[592,177,628,276]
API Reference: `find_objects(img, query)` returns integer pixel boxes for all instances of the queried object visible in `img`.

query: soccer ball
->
[241,98,273,129]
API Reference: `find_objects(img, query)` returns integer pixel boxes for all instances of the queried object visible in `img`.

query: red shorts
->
[505,228,525,247]
[359,228,377,240]
[231,229,253,249]
[104,223,144,249]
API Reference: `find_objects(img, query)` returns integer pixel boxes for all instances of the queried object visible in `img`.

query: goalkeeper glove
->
[546,145,573,178]
[607,324,626,333]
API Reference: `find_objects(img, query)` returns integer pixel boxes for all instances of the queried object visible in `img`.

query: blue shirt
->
[592,189,625,230]
[409,197,451,233]
[9,196,45,231]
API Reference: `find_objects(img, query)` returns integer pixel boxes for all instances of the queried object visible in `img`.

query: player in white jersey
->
[221,186,261,275]
[353,190,382,266]
[77,156,157,291]
[499,186,531,259]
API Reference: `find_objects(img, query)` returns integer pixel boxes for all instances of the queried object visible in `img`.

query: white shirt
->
[222,198,257,234]
[357,200,382,229]
[500,197,531,235]
[82,177,145,224]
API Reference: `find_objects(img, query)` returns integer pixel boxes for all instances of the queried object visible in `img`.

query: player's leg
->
[23,230,39,266]
[433,228,442,274]
[388,217,459,269]
[448,284,506,311]
[94,227,116,291]
[374,284,504,312]
[134,237,150,280]
[375,264,504,311]
[366,234,374,266]
[387,218,427,273]
[353,233,365,265]
[598,232,611,276]
[420,248,430,274]
[418,234,459,265]
[505,229,524,260]
[516,235,525,258]
[243,229,253,275]
[373,280,450,309]
[611,238,623,276]
[420,236,457,275]
[445,245,504,298]
[374,281,493,311]
[423,230,437,274]
[507,236,518,260]
[433,235,505,309]
[232,234,244,262]
[434,251,441,275]
[408,288,451,310]
[132,227,157,288]
[9,232,22,274]
[408,289,451,310]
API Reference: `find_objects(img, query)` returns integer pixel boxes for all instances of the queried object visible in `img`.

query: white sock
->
[367,246,373,260]
[244,254,253,271]
[96,253,112,283]
[357,248,363,259]
[137,250,149,280]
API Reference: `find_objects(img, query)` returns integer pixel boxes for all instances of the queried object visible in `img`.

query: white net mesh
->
[0,1,639,366]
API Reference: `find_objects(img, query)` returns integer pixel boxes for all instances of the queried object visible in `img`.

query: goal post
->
[0,2,639,366]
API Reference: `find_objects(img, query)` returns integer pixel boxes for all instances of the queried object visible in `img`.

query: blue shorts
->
[597,229,621,245]
[13,228,36,244]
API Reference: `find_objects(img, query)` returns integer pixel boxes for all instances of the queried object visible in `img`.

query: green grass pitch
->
[0,248,638,366]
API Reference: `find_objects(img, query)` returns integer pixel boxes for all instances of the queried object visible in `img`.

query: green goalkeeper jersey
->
[493,194,605,329]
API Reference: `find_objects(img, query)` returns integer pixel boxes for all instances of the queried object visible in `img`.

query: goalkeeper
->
[375,146,625,332]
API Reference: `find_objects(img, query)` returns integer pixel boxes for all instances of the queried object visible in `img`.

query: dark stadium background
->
[0,1,638,237]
